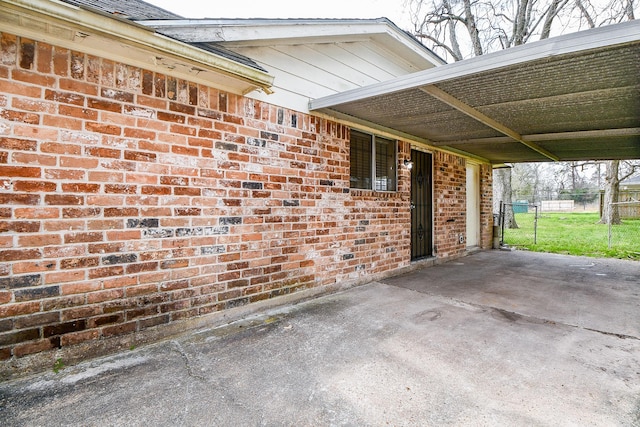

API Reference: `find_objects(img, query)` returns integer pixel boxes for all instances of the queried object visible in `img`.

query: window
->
[349,130,397,191]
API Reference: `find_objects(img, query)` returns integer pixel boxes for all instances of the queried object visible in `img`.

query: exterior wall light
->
[404,159,413,169]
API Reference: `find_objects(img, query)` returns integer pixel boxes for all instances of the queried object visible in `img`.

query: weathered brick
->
[0,328,40,346]
[0,193,40,205]
[0,166,41,178]
[0,221,40,233]
[14,285,60,302]
[42,295,85,311]
[0,137,37,151]
[0,301,41,317]
[64,232,102,244]
[174,208,201,217]
[0,291,11,305]
[11,69,56,88]
[102,321,137,337]
[101,88,134,103]
[105,208,139,217]
[126,262,158,274]
[157,111,185,123]
[63,207,101,218]
[43,319,87,338]
[59,77,97,95]
[124,150,156,162]
[60,257,100,270]
[0,249,41,262]
[104,184,137,194]
[127,218,158,228]
[161,259,188,269]
[88,266,124,279]
[142,70,153,95]
[44,89,85,106]
[0,109,39,124]
[13,181,56,192]
[45,195,83,205]
[62,306,101,321]
[85,122,121,135]
[84,148,120,161]
[60,329,100,346]
[139,314,170,329]
[87,289,124,304]
[102,253,137,265]
[13,338,57,356]
[88,314,122,328]
[13,311,60,329]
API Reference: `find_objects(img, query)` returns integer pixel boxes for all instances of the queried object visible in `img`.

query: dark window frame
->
[349,130,397,192]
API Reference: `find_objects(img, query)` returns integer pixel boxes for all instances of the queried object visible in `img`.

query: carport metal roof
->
[310,20,640,164]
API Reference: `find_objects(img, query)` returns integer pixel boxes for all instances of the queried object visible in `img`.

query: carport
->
[1,18,639,427]
[310,20,640,164]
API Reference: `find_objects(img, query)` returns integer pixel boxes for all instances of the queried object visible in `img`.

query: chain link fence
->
[498,200,640,260]
[608,201,640,256]
[499,202,538,247]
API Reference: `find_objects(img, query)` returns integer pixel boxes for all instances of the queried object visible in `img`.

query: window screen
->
[349,130,396,191]
[375,137,396,191]
[350,130,372,189]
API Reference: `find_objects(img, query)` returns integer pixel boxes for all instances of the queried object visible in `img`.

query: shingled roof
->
[60,0,267,72]
[61,0,182,20]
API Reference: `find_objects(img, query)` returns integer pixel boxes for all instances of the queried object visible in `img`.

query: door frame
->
[410,148,434,260]
[465,161,481,248]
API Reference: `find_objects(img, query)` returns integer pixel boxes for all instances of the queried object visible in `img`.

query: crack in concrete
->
[486,305,640,340]
[400,287,640,341]
[583,328,640,341]
[171,341,207,381]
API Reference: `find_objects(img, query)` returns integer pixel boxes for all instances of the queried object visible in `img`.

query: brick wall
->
[433,152,467,257]
[0,32,489,365]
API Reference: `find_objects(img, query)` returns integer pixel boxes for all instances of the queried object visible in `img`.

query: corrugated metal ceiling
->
[311,21,640,163]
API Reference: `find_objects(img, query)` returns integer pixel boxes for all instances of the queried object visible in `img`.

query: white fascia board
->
[1,0,273,92]
[309,19,640,111]
[141,18,444,66]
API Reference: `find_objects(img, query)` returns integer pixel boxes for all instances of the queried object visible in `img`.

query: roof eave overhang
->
[309,20,640,164]
[139,18,446,67]
[310,20,639,110]
[0,0,274,95]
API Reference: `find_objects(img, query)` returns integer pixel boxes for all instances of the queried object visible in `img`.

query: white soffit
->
[310,20,640,163]
[140,18,446,69]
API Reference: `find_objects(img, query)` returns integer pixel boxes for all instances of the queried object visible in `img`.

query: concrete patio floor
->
[1,250,639,426]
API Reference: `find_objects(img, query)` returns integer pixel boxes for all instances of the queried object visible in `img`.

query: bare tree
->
[406,0,576,62]
[405,0,638,229]
[600,161,640,224]
[571,0,637,224]
[405,0,574,228]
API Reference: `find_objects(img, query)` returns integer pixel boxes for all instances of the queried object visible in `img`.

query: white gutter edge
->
[140,18,446,66]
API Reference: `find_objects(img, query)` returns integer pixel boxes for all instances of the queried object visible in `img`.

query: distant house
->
[621,176,640,191]
[618,176,640,218]
[1,0,638,372]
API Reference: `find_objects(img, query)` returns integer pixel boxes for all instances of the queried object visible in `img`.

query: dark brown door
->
[411,150,433,260]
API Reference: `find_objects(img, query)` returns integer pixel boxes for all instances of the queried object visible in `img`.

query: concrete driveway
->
[1,250,639,426]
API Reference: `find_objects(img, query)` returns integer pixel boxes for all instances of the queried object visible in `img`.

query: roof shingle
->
[59,0,266,72]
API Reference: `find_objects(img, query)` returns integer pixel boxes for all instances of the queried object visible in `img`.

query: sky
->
[145,0,413,29]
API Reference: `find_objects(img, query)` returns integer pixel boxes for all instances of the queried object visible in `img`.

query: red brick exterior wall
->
[433,152,467,257]
[0,33,491,364]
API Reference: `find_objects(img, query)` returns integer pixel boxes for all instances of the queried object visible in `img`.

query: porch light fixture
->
[404,159,413,170]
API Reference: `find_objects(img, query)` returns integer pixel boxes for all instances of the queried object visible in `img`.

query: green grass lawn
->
[502,212,640,260]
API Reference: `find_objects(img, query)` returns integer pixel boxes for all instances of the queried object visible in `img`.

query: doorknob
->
[410,203,416,210]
